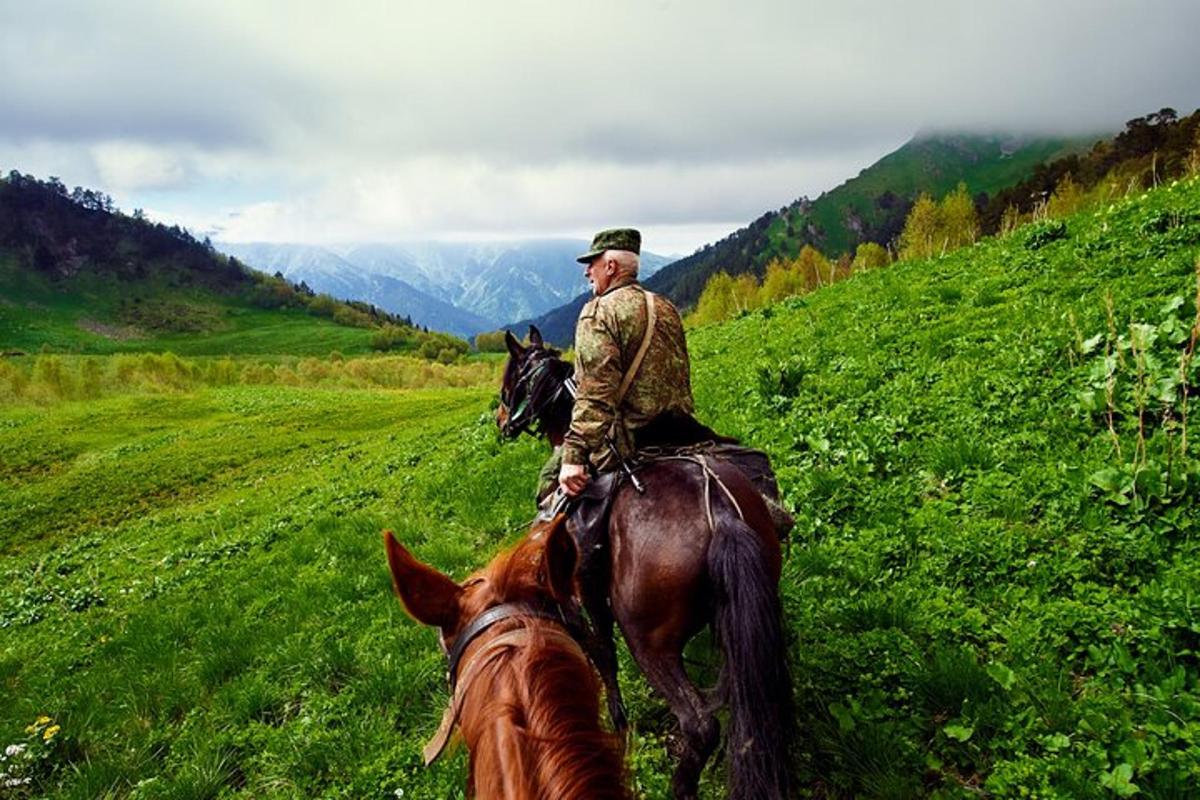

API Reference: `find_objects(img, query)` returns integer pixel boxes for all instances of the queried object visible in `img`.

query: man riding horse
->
[496,228,796,798]
[547,227,793,533]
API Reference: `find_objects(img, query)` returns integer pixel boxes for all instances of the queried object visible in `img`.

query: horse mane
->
[461,524,629,800]
[465,627,628,800]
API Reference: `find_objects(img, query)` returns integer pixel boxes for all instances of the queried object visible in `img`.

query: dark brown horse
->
[384,519,630,800]
[498,327,792,800]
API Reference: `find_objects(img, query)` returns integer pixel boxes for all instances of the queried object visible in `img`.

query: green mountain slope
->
[0,173,456,357]
[1,177,1196,797]
[647,132,1095,309]
[687,176,1200,795]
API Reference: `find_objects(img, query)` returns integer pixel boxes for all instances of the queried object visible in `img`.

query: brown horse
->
[498,327,792,800]
[384,519,630,800]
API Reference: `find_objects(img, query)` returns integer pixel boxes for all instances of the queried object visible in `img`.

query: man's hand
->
[559,462,590,497]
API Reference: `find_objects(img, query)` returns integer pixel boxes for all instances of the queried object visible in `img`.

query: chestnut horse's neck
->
[460,622,628,800]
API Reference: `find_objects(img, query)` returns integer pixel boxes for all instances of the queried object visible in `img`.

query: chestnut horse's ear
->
[527,325,543,348]
[541,517,578,605]
[383,531,463,630]
[505,330,523,358]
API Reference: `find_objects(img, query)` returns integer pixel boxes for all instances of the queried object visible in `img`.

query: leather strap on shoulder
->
[616,289,656,406]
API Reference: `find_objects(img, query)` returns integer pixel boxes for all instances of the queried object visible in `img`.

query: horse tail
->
[706,505,791,800]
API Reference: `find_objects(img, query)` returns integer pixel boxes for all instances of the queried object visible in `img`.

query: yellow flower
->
[43,725,60,741]
[35,716,51,725]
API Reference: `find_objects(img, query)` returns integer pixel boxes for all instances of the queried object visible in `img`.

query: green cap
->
[576,228,641,263]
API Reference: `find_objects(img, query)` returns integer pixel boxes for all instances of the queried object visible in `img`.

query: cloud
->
[91,142,190,192]
[3,0,1199,251]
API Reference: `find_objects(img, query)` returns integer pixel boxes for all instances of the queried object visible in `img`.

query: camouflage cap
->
[576,228,641,263]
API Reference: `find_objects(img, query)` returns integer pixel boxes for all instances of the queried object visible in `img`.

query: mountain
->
[217,242,494,339]
[644,132,1097,308]
[221,240,672,337]
[512,132,1099,345]
[0,172,454,356]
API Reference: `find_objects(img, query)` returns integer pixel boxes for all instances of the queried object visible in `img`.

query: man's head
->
[577,228,641,296]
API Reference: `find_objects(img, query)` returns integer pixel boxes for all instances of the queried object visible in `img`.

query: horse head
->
[382,522,631,800]
[382,517,577,650]
[497,325,573,443]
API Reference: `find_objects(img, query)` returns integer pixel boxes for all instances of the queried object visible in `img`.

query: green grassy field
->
[0,257,380,357]
[3,177,1200,798]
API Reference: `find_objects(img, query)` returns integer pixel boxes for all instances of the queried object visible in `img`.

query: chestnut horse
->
[497,327,792,800]
[384,519,629,800]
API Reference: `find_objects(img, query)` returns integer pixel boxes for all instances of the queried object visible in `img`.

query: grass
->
[2,176,1200,797]
[0,256,376,357]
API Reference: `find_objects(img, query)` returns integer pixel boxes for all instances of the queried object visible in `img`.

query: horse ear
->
[528,325,543,348]
[505,330,523,358]
[540,517,577,605]
[383,531,463,630]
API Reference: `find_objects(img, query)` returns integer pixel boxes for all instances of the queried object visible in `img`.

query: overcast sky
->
[3,0,1199,255]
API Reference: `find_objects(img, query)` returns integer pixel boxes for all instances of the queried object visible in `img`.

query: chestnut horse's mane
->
[461,528,630,800]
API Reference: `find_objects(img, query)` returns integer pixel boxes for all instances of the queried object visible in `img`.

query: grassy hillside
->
[781,133,1088,257]
[647,133,1093,309]
[0,173,466,358]
[0,254,380,356]
[688,175,1200,797]
[2,176,1198,798]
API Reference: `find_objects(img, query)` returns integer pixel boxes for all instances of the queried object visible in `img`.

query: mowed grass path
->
[0,386,626,799]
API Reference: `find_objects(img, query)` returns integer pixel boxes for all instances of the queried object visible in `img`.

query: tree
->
[760,258,805,304]
[899,193,941,260]
[851,242,889,272]
[794,245,832,291]
[1046,173,1085,219]
[473,330,509,352]
[938,182,979,250]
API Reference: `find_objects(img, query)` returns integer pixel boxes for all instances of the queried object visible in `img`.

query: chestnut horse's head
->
[383,522,630,800]
[382,517,577,649]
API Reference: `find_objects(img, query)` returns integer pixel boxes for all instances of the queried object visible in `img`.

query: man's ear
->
[528,325,544,348]
[383,531,462,630]
[505,330,524,358]
[540,518,578,605]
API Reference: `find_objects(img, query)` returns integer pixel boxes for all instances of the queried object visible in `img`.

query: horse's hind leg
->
[627,639,718,800]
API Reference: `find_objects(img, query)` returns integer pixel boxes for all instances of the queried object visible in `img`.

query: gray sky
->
[3,0,1198,255]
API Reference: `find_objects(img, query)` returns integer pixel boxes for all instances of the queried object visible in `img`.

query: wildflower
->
[4,744,24,757]
[35,716,50,726]
[43,725,60,741]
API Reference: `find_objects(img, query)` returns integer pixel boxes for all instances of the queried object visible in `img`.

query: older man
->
[557,227,694,496]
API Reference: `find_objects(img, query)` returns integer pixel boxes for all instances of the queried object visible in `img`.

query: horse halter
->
[444,601,582,692]
[422,599,588,765]
[501,350,576,438]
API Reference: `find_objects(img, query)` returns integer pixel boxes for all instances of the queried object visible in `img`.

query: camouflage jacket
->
[562,276,694,469]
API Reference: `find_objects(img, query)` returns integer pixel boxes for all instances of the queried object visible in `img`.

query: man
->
[551,226,793,535]
[558,227,693,497]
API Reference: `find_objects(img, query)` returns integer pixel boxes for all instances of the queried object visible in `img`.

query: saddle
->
[563,412,788,608]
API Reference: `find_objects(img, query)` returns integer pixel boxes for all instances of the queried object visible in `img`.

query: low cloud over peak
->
[3,0,1197,252]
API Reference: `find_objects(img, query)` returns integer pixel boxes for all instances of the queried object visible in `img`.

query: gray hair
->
[606,249,640,279]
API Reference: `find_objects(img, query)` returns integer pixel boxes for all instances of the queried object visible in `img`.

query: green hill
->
[1,177,1198,797]
[0,172,462,357]
[646,132,1094,308]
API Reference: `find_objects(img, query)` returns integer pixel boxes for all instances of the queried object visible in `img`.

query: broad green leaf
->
[987,662,1016,690]
[944,723,974,742]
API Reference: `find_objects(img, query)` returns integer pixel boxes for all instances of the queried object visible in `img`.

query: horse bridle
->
[443,600,586,693]
[501,351,577,438]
